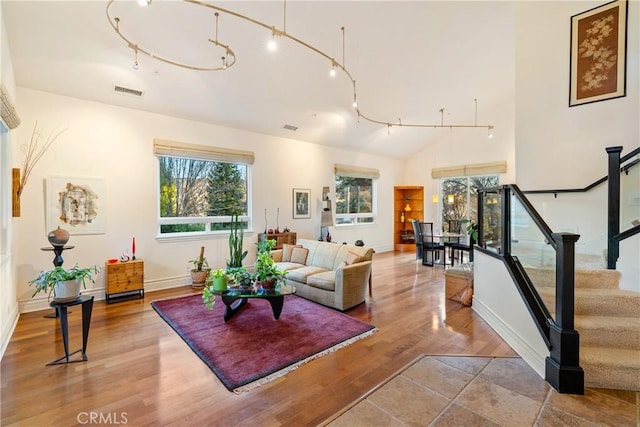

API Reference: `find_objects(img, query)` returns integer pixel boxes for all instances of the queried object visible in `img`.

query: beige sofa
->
[271,238,373,311]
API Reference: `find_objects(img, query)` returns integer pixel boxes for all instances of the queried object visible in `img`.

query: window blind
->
[153,139,254,164]
[431,161,506,179]
[0,81,21,130]
[334,164,380,179]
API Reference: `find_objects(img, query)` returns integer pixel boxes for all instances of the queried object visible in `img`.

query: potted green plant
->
[253,239,287,289]
[227,266,253,288]
[211,268,228,292]
[227,214,248,270]
[29,263,99,302]
[189,246,210,288]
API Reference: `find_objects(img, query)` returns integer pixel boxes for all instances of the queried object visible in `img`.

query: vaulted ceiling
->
[3,1,515,159]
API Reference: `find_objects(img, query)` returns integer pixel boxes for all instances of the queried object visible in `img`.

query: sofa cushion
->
[276,261,305,271]
[307,270,336,291]
[345,251,363,265]
[290,247,309,265]
[333,244,374,270]
[286,266,329,284]
[282,244,302,262]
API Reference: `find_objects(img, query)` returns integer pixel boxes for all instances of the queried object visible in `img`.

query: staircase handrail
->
[476,184,584,394]
[522,146,639,196]
[615,224,640,242]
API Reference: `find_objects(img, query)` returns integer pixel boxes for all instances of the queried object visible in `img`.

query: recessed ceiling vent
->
[283,124,298,131]
[114,85,144,97]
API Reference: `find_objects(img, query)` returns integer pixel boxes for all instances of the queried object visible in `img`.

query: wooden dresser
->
[105,259,144,303]
[257,232,297,250]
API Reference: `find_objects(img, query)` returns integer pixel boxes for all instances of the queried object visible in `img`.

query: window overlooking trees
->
[441,175,499,232]
[157,151,250,235]
[335,176,375,225]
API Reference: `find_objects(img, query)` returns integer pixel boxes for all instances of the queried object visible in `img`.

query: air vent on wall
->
[283,124,298,131]
[114,85,144,97]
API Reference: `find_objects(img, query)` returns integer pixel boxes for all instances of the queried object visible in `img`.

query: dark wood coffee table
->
[218,285,296,322]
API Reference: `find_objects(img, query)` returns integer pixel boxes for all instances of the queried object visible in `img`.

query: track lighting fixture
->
[107,0,495,135]
[132,45,139,70]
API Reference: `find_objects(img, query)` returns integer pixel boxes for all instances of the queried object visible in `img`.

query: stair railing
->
[523,146,639,269]
[476,184,584,394]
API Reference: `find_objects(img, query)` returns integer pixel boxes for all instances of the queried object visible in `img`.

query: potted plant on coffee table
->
[253,239,288,290]
[227,214,248,271]
[29,263,99,303]
[211,268,228,292]
[189,246,210,288]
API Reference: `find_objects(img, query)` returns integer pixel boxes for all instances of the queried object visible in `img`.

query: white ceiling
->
[3,1,515,159]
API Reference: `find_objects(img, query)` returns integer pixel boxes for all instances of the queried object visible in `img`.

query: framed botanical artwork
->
[292,188,311,219]
[569,0,628,107]
[46,176,106,235]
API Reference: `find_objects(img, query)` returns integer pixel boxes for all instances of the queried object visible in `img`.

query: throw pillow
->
[345,251,362,265]
[282,244,302,262]
[290,247,309,265]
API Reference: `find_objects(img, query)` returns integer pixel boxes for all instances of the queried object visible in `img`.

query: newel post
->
[606,146,622,269]
[545,232,584,394]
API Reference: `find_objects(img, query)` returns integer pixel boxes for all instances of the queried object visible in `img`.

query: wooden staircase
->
[528,262,640,391]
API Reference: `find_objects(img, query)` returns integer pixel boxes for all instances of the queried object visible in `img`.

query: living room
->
[1,0,639,424]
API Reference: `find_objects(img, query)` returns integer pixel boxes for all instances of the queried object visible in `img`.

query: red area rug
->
[151,294,376,393]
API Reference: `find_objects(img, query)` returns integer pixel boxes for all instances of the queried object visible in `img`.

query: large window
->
[155,140,253,236]
[441,175,499,231]
[334,164,378,225]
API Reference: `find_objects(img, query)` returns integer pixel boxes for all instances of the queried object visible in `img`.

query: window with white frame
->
[155,139,253,236]
[440,175,499,230]
[334,164,379,225]
[432,160,505,232]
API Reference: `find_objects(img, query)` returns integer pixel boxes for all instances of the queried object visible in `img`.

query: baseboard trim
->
[18,275,192,313]
[473,297,548,378]
[0,303,19,361]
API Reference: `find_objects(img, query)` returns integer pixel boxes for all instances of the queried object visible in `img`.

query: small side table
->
[47,295,94,366]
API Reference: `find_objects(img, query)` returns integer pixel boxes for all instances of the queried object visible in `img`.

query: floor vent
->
[114,85,144,97]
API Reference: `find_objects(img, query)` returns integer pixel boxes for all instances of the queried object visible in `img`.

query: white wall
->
[473,251,549,378]
[403,2,517,226]
[515,1,640,290]
[13,88,402,313]
[0,4,20,358]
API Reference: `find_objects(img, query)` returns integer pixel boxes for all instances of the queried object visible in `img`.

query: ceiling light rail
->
[106,0,494,135]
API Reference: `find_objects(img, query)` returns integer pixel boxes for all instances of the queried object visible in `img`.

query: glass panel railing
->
[481,190,503,254]
[509,193,557,322]
[621,161,640,234]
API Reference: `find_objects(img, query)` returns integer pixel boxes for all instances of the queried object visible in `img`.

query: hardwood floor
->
[1,251,516,426]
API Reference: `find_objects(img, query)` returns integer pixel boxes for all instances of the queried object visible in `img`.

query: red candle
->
[132,237,136,260]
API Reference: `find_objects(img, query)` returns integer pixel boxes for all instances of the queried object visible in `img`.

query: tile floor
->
[326,355,639,426]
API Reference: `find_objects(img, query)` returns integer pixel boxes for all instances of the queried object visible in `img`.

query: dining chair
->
[447,219,462,234]
[448,235,475,266]
[445,219,463,264]
[420,222,445,267]
[411,219,423,260]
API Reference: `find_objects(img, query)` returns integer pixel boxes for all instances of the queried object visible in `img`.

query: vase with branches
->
[17,122,67,198]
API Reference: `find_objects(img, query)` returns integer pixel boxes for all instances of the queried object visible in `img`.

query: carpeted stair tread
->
[575,315,640,350]
[581,347,640,391]
[525,266,621,289]
[538,287,640,317]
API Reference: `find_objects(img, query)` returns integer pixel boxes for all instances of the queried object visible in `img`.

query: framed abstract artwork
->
[569,0,628,106]
[292,188,311,219]
[46,176,106,235]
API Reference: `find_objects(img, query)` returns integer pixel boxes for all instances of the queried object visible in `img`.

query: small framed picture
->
[569,0,627,107]
[293,188,311,219]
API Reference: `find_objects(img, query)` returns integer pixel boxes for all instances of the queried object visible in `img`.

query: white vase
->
[53,278,81,303]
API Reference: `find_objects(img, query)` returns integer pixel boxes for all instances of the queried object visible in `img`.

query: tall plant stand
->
[46,295,94,366]
[40,245,75,318]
